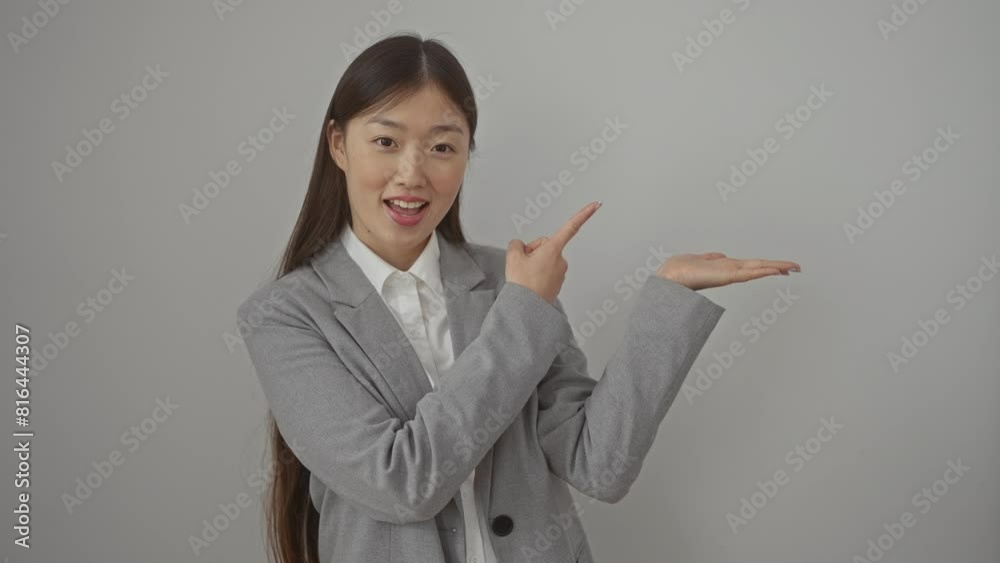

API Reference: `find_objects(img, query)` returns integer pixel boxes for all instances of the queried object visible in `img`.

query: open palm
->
[658,252,801,291]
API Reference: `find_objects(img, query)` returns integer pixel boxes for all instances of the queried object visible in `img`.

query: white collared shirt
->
[339,225,497,563]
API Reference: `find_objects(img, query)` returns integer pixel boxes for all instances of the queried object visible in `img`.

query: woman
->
[237,32,800,563]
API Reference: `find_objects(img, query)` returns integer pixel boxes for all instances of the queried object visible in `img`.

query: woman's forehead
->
[357,86,467,132]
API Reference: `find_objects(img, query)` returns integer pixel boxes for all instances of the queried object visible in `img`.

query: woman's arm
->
[238,279,573,525]
[536,274,725,503]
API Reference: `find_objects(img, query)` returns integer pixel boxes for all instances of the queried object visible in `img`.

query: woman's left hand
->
[657,252,801,291]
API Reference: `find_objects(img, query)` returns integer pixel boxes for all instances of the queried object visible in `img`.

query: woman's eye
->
[373,138,454,153]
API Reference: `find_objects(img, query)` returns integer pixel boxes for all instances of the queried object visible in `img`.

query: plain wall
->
[1,0,997,561]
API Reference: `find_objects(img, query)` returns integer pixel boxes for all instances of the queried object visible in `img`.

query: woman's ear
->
[327,119,347,171]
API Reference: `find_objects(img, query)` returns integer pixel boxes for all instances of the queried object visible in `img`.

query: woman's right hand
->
[505,201,602,304]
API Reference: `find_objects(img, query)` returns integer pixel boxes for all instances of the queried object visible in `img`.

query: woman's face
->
[329,84,470,269]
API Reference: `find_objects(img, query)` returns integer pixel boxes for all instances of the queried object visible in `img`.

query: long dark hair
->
[261,33,479,563]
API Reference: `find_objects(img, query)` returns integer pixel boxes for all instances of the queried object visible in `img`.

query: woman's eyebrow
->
[366,116,464,135]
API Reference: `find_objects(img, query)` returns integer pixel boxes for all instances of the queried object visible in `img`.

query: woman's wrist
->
[655,269,693,290]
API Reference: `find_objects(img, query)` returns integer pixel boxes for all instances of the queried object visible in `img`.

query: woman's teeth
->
[385,199,428,215]
[387,199,426,209]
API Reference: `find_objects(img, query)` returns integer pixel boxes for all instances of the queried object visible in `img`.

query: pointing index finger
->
[548,201,601,253]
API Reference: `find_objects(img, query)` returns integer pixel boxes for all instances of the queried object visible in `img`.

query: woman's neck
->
[352,224,430,272]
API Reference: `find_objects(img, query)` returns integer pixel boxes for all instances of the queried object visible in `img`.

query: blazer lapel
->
[310,231,497,421]
[435,236,499,518]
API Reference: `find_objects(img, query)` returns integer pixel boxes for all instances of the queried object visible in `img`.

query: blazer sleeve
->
[536,275,725,503]
[237,280,573,525]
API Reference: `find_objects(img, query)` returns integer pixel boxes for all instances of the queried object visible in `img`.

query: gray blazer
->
[236,233,725,563]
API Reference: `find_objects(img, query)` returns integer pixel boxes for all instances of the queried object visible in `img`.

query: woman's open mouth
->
[383,198,430,227]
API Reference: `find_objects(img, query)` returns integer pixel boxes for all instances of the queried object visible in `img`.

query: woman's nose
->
[391,146,428,187]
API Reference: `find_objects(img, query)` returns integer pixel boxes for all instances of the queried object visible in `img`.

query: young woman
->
[237,32,800,563]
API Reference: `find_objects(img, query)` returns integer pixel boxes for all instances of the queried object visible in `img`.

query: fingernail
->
[595,201,603,209]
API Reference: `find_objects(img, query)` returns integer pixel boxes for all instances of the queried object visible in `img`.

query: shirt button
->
[450,528,457,533]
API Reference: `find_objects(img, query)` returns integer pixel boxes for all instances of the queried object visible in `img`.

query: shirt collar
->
[338,225,445,301]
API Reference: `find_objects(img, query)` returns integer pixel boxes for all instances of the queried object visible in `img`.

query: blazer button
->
[490,514,514,537]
